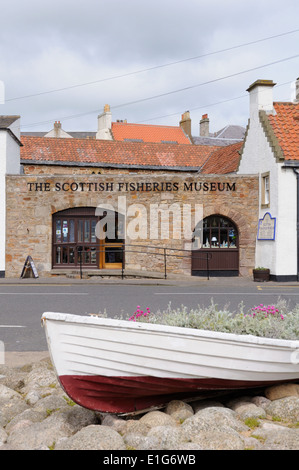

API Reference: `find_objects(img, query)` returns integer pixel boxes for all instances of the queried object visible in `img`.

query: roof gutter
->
[0,128,23,147]
[20,159,200,172]
[282,161,299,168]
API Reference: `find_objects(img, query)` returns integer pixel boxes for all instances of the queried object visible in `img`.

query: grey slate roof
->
[193,124,245,147]
[0,115,20,128]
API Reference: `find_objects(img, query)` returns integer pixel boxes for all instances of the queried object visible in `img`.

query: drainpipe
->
[293,168,299,281]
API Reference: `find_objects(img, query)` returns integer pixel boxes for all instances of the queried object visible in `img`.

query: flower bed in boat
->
[123,300,299,341]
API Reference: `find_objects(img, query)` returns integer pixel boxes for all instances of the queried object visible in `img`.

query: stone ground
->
[0,357,299,450]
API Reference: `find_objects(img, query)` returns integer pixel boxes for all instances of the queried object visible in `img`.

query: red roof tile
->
[200,142,243,174]
[20,136,217,169]
[111,122,191,144]
[267,102,299,160]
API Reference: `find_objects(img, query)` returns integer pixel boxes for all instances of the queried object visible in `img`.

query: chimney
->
[246,79,276,121]
[96,104,113,140]
[179,111,192,138]
[54,121,61,137]
[200,114,209,137]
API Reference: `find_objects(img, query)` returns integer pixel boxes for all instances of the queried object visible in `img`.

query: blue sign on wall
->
[257,212,276,240]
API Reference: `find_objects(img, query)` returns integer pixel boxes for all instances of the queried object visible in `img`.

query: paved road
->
[0,278,299,352]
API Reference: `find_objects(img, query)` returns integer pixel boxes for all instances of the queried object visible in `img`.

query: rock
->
[252,421,299,450]
[147,425,187,449]
[135,436,161,450]
[7,414,72,450]
[191,427,245,450]
[25,390,41,406]
[265,396,299,423]
[101,413,126,433]
[1,358,299,450]
[243,436,264,450]
[0,427,7,446]
[165,400,194,422]
[123,432,148,450]
[21,361,58,395]
[31,393,69,416]
[139,410,177,429]
[0,366,26,391]
[5,419,33,436]
[265,383,299,401]
[192,400,225,413]
[0,383,23,402]
[58,404,98,433]
[226,397,266,420]
[251,395,271,409]
[5,408,46,433]
[121,419,150,436]
[55,425,126,450]
[182,407,248,439]
[0,384,29,427]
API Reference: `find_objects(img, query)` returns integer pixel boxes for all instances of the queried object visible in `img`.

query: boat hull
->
[58,374,294,414]
[41,312,299,413]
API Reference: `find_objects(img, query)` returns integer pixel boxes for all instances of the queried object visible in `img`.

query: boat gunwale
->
[42,311,299,349]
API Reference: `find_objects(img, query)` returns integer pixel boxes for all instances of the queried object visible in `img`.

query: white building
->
[238,78,299,281]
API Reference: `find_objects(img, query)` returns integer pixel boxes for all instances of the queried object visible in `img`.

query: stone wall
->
[5,173,258,278]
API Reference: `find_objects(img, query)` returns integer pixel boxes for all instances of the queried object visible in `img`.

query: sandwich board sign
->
[20,256,39,278]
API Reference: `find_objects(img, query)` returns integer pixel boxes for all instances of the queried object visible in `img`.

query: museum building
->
[0,78,298,281]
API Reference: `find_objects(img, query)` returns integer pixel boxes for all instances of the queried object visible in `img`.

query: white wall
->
[0,131,7,273]
[276,165,297,276]
[0,119,21,274]
[239,110,279,272]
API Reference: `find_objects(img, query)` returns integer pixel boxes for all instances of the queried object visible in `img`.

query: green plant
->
[244,418,260,429]
[126,298,299,340]
[46,408,60,417]
[251,434,266,444]
[63,395,76,406]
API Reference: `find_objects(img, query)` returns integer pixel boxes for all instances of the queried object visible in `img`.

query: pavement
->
[0,274,298,288]
[4,351,50,368]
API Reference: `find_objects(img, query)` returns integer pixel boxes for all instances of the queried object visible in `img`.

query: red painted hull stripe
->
[58,374,287,413]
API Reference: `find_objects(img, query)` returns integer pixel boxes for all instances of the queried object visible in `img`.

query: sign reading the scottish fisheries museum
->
[257,212,276,240]
[26,180,236,192]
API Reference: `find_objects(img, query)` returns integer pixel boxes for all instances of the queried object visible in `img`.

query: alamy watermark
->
[94,196,203,248]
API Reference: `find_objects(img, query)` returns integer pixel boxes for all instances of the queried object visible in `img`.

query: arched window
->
[52,207,124,269]
[192,215,239,276]
[201,215,238,249]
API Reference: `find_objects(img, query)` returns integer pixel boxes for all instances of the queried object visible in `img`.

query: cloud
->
[1,0,299,134]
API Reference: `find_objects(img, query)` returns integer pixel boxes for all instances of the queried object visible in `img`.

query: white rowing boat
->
[41,312,299,413]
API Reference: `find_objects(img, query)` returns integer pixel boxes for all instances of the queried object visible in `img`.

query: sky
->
[1,0,299,137]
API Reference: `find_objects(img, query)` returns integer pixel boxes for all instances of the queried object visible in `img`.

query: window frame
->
[261,172,270,208]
